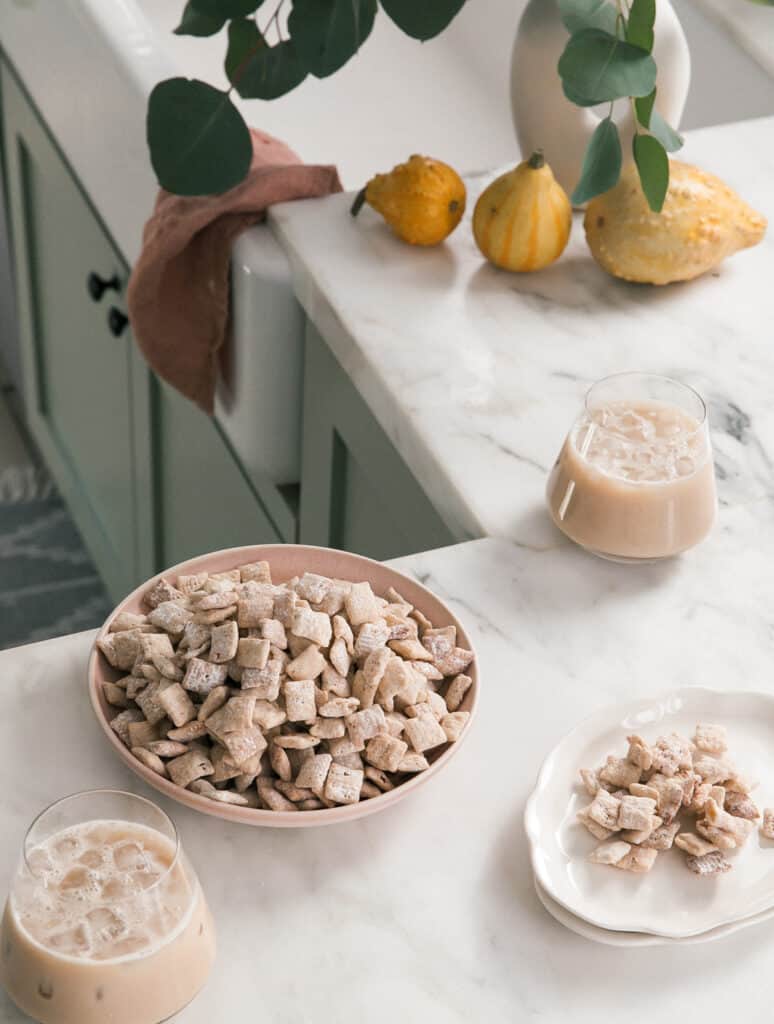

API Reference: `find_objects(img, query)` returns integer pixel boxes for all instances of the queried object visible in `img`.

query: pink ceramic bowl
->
[88,544,478,827]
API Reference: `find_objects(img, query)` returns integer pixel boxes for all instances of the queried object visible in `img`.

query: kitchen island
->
[3,528,774,1023]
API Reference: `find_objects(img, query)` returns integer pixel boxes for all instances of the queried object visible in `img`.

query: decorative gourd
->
[584,161,767,285]
[351,155,466,246]
[472,152,572,272]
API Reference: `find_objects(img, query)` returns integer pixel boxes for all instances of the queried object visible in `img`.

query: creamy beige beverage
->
[0,820,216,1024]
[547,397,717,560]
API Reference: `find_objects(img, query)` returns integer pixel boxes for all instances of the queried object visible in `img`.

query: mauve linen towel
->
[127,129,342,413]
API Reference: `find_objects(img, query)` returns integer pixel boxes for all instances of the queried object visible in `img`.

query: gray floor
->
[0,388,111,649]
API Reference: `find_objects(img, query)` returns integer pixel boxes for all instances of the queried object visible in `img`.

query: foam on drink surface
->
[12,821,192,962]
[571,399,707,484]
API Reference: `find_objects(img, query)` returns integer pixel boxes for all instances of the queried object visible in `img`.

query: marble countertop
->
[3,534,774,1022]
[270,114,774,546]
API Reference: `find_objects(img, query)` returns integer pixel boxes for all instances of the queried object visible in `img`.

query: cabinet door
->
[299,324,457,560]
[152,380,281,567]
[1,61,151,600]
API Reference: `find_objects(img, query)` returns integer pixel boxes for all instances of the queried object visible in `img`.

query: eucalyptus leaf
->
[289,0,377,78]
[562,81,605,107]
[225,17,262,82]
[557,0,617,36]
[191,0,263,16]
[379,0,466,40]
[635,87,656,128]
[649,110,684,153]
[558,28,656,104]
[571,116,622,205]
[174,0,226,36]
[626,0,655,52]
[633,133,669,212]
[232,38,308,98]
[147,78,252,195]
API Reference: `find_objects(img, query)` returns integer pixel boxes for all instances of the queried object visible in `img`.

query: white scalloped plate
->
[525,688,774,938]
[534,875,774,946]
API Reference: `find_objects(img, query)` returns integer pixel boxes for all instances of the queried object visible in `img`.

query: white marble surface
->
[3,533,774,1021]
[270,114,774,544]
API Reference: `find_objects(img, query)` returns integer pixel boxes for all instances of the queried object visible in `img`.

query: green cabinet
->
[299,323,457,560]
[0,57,282,599]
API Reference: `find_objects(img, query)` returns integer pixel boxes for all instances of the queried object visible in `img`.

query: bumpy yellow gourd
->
[472,152,572,272]
[585,161,767,285]
[351,154,466,246]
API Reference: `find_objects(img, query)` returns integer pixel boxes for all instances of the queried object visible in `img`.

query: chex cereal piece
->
[377,658,420,713]
[365,766,394,791]
[269,743,293,782]
[361,782,383,799]
[390,637,432,662]
[579,769,600,797]
[275,781,314,802]
[332,614,355,653]
[284,679,317,722]
[445,673,473,713]
[318,697,359,718]
[98,632,141,672]
[197,685,230,722]
[135,682,170,726]
[176,572,208,594]
[109,611,149,633]
[272,587,297,628]
[588,789,621,831]
[641,821,680,851]
[239,561,271,584]
[618,795,658,831]
[693,723,727,755]
[296,754,333,796]
[182,658,228,695]
[626,735,653,772]
[599,757,641,789]
[189,778,216,796]
[329,638,352,679]
[577,807,613,842]
[125,677,148,700]
[675,833,717,857]
[210,746,242,783]
[145,578,183,609]
[146,740,189,757]
[291,607,333,647]
[397,753,429,772]
[651,733,694,777]
[131,747,168,777]
[286,645,327,682]
[148,601,193,634]
[167,751,213,788]
[127,720,161,749]
[196,591,239,612]
[703,797,755,848]
[167,720,208,742]
[102,682,130,709]
[235,637,270,669]
[208,790,250,806]
[210,570,240,585]
[157,683,196,727]
[295,573,332,604]
[621,816,662,845]
[365,734,408,773]
[441,712,469,743]
[761,809,774,840]
[274,733,320,750]
[354,621,389,662]
[178,621,211,658]
[316,580,350,616]
[345,582,381,626]
[588,841,631,866]
[328,736,365,758]
[685,850,732,876]
[346,706,386,748]
[209,620,239,664]
[207,695,257,736]
[241,659,282,700]
[252,701,287,731]
[222,729,267,765]
[617,847,658,873]
[412,661,444,683]
[237,590,274,628]
[692,756,734,785]
[193,604,236,625]
[310,717,346,739]
[151,654,183,681]
[257,783,298,812]
[259,618,287,649]
[356,649,391,708]
[324,764,363,805]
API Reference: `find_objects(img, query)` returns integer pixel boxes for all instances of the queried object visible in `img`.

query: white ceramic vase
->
[510,0,691,197]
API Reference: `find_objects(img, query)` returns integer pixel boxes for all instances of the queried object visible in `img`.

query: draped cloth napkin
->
[127,129,342,413]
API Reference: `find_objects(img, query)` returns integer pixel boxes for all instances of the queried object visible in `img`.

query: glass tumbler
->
[0,790,216,1024]
[546,372,717,563]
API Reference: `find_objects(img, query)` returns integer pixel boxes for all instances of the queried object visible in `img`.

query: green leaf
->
[174,0,226,36]
[379,0,466,40]
[231,36,308,98]
[633,133,669,212]
[649,110,684,153]
[571,116,622,205]
[225,17,263,82]
[557,0,617,36]
[562,81,605,107]
[190,0,263,16]
[635,87,656,128]
[289,0,377,78]
[626,0,655,52]
[558,28,656,104]
[147,78,252,195]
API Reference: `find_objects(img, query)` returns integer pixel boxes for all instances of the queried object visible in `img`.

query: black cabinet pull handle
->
[107,307,129,337]
[87,271,120,302]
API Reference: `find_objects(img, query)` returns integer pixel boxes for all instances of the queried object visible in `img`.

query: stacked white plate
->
[525,688,774,946]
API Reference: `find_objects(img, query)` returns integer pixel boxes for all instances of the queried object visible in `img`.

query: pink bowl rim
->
[88,543,478,828]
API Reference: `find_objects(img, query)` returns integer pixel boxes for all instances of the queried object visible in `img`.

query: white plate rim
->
[525,686,774,938]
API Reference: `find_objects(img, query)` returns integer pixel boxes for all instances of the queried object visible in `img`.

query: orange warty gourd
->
[473,151,572,272]
[584,161,767,285]
[351,154,466,246]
